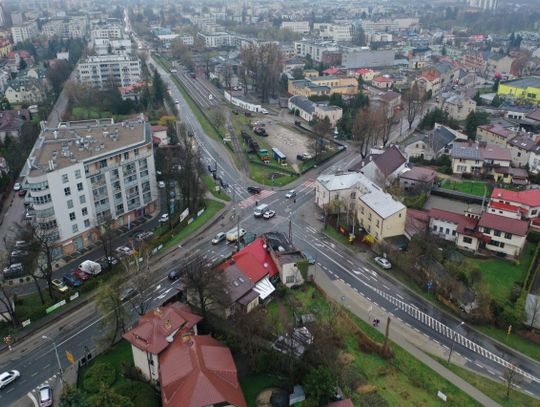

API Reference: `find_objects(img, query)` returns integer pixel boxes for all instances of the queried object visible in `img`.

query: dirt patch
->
[262,120,311,172]
[256,387,289,407]
[338,351,356,365]
[356,384,378,394]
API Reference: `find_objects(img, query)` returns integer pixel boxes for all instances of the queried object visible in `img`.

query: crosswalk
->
[238,190,275,209]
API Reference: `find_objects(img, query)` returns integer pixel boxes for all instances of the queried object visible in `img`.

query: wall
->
[224,90,263,113]
[131,345,159,382]
[429,218,458,241]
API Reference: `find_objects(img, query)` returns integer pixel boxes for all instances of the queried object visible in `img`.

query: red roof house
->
[159,335,247,407]
[322,67,342,76]
[490,188,540,218]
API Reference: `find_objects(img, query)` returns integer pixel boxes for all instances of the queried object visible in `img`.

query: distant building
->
[408,47,432,70]
[294,40,339,63]
[477,123,516,146]
[356,146,407,186]
[314,23,353,42]
[441,95,477,121]
[0,109,31,141]
[11,20,38,44]
[399,166,437,193]
[498,76,540,104]
[341,49,395,69]
[281,21,310,34]
[404,124,467,160]
[196,32,234,48]
[468,0,498,11]
[507,133,538,167]
[288,75,358,97]
[42,15,88,39]
[287,96,343,127]
[90,22,124,40]
[75,54,142,89]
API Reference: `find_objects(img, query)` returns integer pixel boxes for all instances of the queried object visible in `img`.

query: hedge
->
[115,380,160,407]
[83,362,117,393]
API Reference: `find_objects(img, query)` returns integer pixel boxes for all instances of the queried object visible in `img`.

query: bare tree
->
[526,294,540,330]
[0,276,19,328]
[180,254,227,320]
[229,308,271,369]
[94,216,116,271]
[175,123,205,212]
[372,106,393,146]
[118,244,153,316]
[95,277,128,348]
[222,64,233,92]
[310,117,332,162]
[208,107,226,130]
[351,108,377,158]
[503,364,523,399]
[403,83,426,130]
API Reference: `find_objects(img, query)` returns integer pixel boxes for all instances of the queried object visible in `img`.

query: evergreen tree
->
[151,70,165,106]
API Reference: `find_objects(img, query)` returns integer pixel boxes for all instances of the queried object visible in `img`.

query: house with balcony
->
[489,188,540,219]
[450,141,511,176]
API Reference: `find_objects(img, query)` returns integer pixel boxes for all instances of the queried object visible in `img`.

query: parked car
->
[115,246,134,256]
[14,240,29,249]
[13,183,21,191]
[17,189,27,197]
[168,268,182,281]
[72,269,89,281]
[3,263,23,278]
[304,252,316,265]
[0,370,20,389]
[211,232,226,244]
[159,213,169,223]
[263,210,276,219]
[63,273,82,288]
[135,231,154,241]
[52,279,68,293]
[120,287,138,302]
[374,256,392,270]
[38,385,53,407]
[285,190,296,199]
[11,250,29,260]
[158,181,166,189]
[78,260,102,275]
[247,186,261,194]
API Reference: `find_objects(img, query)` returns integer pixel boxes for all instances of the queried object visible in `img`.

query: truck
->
[258,149,270,162]
[78,260,102,276]
[226,227,246,242]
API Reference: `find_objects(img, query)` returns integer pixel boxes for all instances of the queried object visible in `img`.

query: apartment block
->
[196,32,234,48]
[42,16,89,39]
[280,21,310,34]
[11,20,38,44]
[24,118,158,257]
[75,54,141,89]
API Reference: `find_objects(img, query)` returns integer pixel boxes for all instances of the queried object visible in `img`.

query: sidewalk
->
[311,268,501,407]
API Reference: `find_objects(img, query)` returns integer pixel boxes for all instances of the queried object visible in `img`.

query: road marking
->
[27,392,38,407]
[396,294,404,300]
[31,372,38,377]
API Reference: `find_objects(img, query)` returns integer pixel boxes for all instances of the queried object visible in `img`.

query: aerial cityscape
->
[0,0,539,406]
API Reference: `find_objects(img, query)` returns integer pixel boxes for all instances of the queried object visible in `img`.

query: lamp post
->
[447,321,465,364]
[42,335,63,383]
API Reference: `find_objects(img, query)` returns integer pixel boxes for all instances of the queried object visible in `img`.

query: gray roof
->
[508,134,537,151]
[289,96,315,114]
[501,76,540,89]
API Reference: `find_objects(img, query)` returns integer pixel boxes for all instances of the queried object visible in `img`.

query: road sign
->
[66,350,75,365]
[46,300,66,314]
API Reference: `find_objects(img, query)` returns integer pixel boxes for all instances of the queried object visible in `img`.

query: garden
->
[440,179,490,197]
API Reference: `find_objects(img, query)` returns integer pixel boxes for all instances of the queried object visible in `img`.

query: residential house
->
[485,54,515,78]
[7,50,34,72]
[0,39,12,58]
[507,133,538,167]
[476,213,528,257]
[428,208,478,243]
[489,188,540,219]
[529,144,540,174]
[4,77,45,105]
[405,208,429,238]
[159,335,247,407]
[288,76,358,97]
[477,123,516,146]
[408,47,432,69]
[0,109,31,142]
[372,76,393,89]
[118,82,145,101]
[441,95,476,121]
[122,302,202,382]
[288,96,343,127]
[265,232,305,288]
[526,107,540,125]
[403,124,465,160]
[493,167,529,186]
[370,90,401,118]
[351,68,378,82]
[498,76,540,104]
[432,61,460,86]
[399,166,437,193]
[451,141,511,176]
[462,51,487,73]
[416,70,442,95]
[358,146,407,186]
[315,172,362,210]
[151,125,168,146]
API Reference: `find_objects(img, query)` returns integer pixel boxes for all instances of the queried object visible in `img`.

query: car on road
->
[212,232,226,244]
[73,269,89,281]
[158,181,165,189]
[13,182,21,191]
[135,231,154,241]
[11,250,29,260]
[52,279,68,293]
[247,186,261,194]
[38,385,53,406]
[374,256,392,270]
[175,99,179,104]
[263,210,276,219]
[159,213,169,223]
[115,246,134,256]
[0,370,20,389]
[120,287,138,302]
[285,190,296,199]
[304,252,316,265]
[168,268,182,281]
[17,189,27,197]
[14,240,30,249]
[63,273,82,288]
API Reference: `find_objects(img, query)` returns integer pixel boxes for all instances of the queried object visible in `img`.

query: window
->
[285,275,295,284]
[84,219,90,228]
[69,212,76,221]
[494,230,501,237]
[504,232,512,239]
[64,187,71,196]
[99,159,107,169]
[75,169,81,179]
[463,237,473,244]
[72,224,79,233]
[433,225,437,231]
[82,207,88,216]
[77,182,83,191]
[123,152,129,160]
[532,209,538,216]
[79,194,86,204]
[62,174,69,183]
[452,230,456,236]
[483,227,491,234]
[67,199,73,209]
[439,226,443,232]
[376,220,380,227]
[134,148,139,156]
[445,228,450,234]
[368,213,371,221]
[350,192,356,199]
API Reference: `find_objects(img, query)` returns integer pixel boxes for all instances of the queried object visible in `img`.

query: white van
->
[226,228,246,242]
[254,203,269,218]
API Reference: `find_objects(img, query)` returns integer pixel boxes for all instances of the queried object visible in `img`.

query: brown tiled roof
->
[478,212,529,236]
[122,302,202,355]
[527,108,540,122]
[373,146,406,177]
[400,166,436,182]
[159,335,247,407]
[429,208,478,234]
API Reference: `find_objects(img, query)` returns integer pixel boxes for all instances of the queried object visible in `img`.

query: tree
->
[94,216,116,272]
[167,121,178,145]
[0,281,19,328]
[229,308,271,369]
[303,366,336,405]
[352,26,366,46]
[208,107,226,130]
[171,40,193,70]
[527,295,540,330]
[464,111,489,140]
[503,364,523,399]
[403,83,426,130]
[351,107,376,158]
[18,58,27,71]
[310,117,332,162]
[151,70,165,106]
[87,384,133,407]
[95,277,128,348]
[372,106,393,146]
[118,245,154,316]
[27,225,61,301]
[180,254,227,320]
[59,384,88,407]
[0,97,11,110]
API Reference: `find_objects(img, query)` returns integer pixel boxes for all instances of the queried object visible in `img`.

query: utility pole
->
[448,321,464,363]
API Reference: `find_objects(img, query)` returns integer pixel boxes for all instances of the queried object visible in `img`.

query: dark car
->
[247,186,261,194]
[207,164,216,173]
[63,273,82,288]
[254,127,267,137]
[168,268,182,281]
[120,287,138,302]
[17,189,27,197]
[219,178,229,188]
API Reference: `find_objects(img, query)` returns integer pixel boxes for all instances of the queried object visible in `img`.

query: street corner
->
[20,373,62,407]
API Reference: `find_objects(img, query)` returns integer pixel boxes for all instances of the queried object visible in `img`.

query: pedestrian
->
[255,200,258,206]
[293,199,296,204]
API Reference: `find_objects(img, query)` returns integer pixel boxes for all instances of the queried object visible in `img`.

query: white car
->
[115,246,134,256]
[285,190,296,199]
[374,257,392,270]
[38,385,53,406]
[13,183,21,191]
[211,232,226,244]
[0,370,20,388]
[158,181,165,189]
[159,213,169,223]
[263,210,275,219]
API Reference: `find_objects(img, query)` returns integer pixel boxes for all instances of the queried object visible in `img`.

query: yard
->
[440,179,490,197]
[240,374,285,407]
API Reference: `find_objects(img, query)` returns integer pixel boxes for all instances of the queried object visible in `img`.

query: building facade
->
[75,54,142,89]
[11,20,38,44]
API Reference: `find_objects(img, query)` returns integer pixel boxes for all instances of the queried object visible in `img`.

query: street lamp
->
[447,321,465,364]
[42,335,63,382]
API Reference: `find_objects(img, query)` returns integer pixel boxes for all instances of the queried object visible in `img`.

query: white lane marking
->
[27,392,38,407]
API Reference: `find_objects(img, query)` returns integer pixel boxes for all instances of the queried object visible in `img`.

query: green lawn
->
[202,175,231,201]
[434,356,539,407]
[324,225,352,247]
[246,161,296,187]
[476,325,540,363]
[464,242,535,304]
[72,106,111,120]
[440,179,489,197]
[240,374,283,407]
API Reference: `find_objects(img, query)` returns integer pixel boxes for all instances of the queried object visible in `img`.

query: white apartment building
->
[314,23,353,42]
[11,20,38,44]
[90,23,124,41]
[196,32,234,48]
[42,16,89,39]
[293,40,339,63]
[280,21,310,34]
[75,54,141,89]
[25,118,158,257]
[468,0,498,10]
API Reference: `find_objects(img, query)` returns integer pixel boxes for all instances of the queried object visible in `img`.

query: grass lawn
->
[280,286,481,406]
[464,242,535,304]
[323,224,352,247]
[433,356,538,407]
[440,179,489,197]
[240,374,284,407]
[72,106,111,120]
[475,325,540,363]
[202,175,231,201]
[160,199,225,250]
[246,161,296,187]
